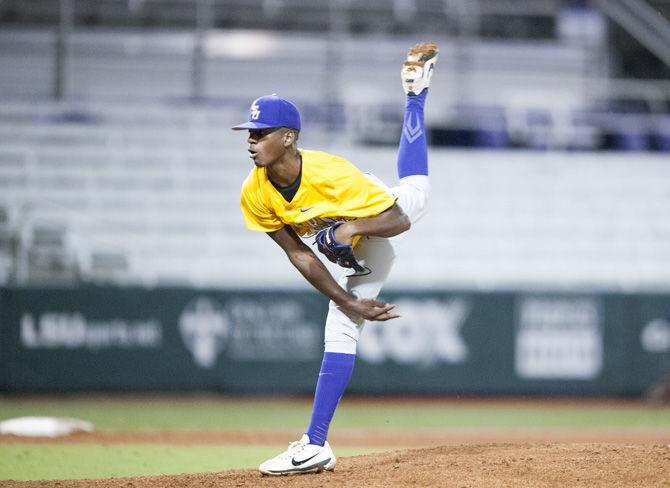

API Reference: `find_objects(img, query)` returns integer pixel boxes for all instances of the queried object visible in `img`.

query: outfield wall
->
[1,286,668,396]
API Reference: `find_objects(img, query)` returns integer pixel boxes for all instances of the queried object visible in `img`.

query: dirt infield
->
[4,443,669,487]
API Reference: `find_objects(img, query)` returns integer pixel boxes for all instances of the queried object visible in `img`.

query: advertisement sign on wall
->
[0,287,668,396]
[515,296,603,380]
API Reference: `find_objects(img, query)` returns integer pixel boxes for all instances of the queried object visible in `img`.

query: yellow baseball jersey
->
[240,149,396,237]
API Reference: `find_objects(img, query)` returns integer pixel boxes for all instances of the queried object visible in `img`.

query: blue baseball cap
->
[232,95,301,131]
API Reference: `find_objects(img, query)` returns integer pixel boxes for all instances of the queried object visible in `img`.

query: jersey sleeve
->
[240,181,284,233]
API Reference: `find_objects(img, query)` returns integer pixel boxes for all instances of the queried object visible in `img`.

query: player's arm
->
[267,226,400,321]
[334,203,410,245]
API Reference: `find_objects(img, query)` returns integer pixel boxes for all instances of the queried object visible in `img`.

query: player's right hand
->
[346,298,400,321]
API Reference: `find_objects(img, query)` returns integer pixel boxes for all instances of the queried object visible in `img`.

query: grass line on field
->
[0,399,669,432]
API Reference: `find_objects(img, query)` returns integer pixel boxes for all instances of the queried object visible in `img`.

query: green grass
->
[0,444,379,481]
[0,399,668,431]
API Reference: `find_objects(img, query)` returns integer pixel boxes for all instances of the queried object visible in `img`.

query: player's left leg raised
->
[258,42,438,476]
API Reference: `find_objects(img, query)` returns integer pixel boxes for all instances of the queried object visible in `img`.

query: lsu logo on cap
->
[250,102,261,120]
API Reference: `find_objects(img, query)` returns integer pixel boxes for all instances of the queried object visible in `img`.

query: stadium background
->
[1,0,670,485]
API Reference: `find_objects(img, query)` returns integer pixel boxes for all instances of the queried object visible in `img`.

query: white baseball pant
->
[324,174,430,354]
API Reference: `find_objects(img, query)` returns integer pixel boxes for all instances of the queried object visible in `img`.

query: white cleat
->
[258,434,337,476]
[401,42,439,96]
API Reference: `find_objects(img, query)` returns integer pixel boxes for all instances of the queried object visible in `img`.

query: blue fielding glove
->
[314,223,370,276]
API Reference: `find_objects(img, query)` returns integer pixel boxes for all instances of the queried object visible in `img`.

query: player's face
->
[247,127,288,167]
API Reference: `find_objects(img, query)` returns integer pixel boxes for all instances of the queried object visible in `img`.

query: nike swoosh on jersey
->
[299,207,313,212]
[291,452,320,466]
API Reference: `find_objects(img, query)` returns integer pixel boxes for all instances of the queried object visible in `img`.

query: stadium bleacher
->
[3,25,668,149]
[1,100,669,290]
[1,1,669,290]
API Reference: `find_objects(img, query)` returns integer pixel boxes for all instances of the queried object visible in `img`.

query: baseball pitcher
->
[233,42,438,475]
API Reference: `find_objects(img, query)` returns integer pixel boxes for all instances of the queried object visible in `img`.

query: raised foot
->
[401,42,439,96]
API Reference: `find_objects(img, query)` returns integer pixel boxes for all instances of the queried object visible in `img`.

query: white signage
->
[20,313,162,349]
[224,299,320,362]
[178,297,230,369]
[358,298,470,367]
[178,297,320,368]
[641,318,670,353]
[515,297,602,380]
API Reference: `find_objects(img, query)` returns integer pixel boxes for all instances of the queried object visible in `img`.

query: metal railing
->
[597,0,670,70]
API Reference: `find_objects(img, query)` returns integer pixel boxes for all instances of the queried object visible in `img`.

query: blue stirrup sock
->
[305,352,355,446]
[397,90,429,179]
